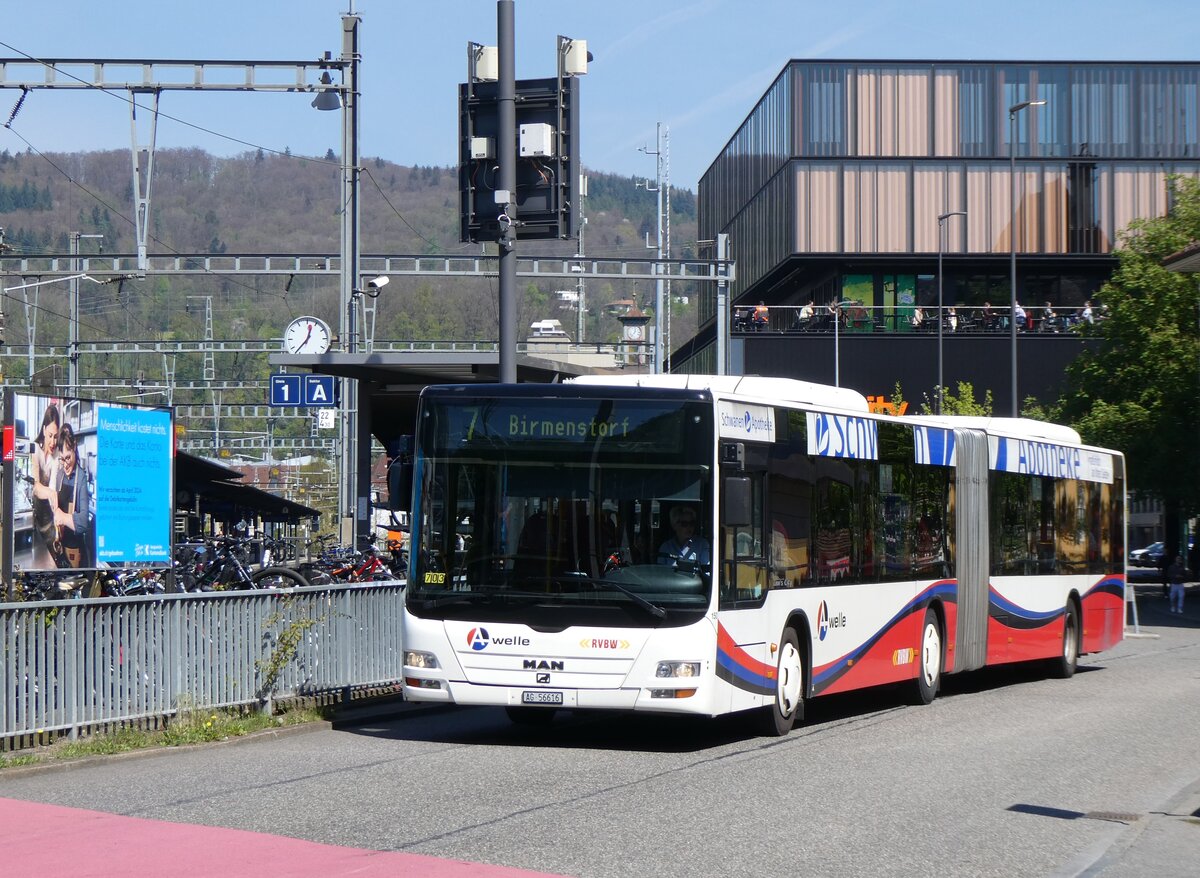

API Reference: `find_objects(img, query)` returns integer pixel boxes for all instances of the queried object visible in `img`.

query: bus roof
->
[570,374,870,413]
[910,415,1082,445]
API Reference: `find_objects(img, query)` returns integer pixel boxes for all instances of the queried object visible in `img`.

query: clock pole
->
[617,306,651,369]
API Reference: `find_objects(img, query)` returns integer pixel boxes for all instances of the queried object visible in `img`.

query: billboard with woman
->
[4,392,173,576]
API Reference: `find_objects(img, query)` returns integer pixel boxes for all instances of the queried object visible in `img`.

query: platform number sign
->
[269,374,302,406]
[269,373,338,408]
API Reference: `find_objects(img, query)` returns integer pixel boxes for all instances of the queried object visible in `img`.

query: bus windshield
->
[407,391,714,628]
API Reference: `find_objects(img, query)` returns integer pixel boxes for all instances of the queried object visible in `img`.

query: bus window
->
[721,474,766,607]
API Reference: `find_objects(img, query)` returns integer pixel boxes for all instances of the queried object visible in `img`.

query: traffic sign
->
[303,375,338,407]
[269,374,302,406]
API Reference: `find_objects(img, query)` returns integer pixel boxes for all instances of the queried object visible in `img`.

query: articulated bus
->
[399,375,1125,735]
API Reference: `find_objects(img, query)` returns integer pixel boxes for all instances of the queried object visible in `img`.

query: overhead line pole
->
[497,0,517,384]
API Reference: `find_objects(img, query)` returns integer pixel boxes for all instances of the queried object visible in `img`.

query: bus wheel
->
[913,608,942,705]
[505,706,556,726]
[1050,603,1079,679]
[758,629,804,736]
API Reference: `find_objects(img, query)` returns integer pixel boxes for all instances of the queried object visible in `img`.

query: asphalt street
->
[2,582,1197,878]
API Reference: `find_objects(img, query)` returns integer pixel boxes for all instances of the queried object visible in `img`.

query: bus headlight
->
[405,650,439,669]
[656,661,700,678]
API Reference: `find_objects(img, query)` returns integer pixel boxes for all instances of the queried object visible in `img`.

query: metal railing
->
[1,583,404,748]
[731,303,1104,335]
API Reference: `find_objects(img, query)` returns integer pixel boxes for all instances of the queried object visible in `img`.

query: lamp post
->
[937,211,966,415]
[1009,98,1046,417]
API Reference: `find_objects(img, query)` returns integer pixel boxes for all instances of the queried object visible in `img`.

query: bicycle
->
[14,568,91,601]
[188,535,310,590]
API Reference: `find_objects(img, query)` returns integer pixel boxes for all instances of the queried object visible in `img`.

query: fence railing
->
[1,583,405,748]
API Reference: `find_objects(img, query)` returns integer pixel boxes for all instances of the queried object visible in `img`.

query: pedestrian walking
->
[1167,555,1187,614]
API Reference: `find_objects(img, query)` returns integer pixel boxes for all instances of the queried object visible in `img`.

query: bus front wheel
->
[757,628,804,737]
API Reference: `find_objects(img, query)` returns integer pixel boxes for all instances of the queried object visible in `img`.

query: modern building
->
[679,60,1200,412]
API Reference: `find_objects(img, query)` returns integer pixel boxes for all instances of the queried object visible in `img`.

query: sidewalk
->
[0,797,570,878]
[1058,777,1200,878]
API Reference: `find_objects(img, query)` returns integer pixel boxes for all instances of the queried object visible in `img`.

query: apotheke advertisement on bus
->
[4,391,174,575]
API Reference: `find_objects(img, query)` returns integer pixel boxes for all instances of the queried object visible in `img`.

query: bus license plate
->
[521,690,563,705]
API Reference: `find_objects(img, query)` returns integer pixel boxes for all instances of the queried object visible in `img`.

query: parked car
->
[1129,542,1165,568]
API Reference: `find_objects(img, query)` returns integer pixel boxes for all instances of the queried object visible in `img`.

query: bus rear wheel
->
[1050,603,1080,679]
[912,608,942,705]
[757,628,804,736]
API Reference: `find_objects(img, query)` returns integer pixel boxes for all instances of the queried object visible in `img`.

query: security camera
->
[364,276,390,297]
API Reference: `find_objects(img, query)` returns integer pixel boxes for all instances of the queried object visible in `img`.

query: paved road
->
[3,585,1198,877]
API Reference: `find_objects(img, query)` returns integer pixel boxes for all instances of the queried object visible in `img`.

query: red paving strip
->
[0,797,571,878]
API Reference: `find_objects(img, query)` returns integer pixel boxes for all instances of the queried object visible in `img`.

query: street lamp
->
[1009,98,1046,417]
[937,210,967,415]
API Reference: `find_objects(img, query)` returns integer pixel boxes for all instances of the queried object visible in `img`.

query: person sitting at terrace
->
[1041,301,1060,332]
[751,301,769,331]
[794,299,815,331]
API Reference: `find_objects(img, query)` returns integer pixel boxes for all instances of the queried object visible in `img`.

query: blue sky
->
[2,1,1198,191]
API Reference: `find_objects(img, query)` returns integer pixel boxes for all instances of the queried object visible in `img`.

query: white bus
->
[399,375,1126,735]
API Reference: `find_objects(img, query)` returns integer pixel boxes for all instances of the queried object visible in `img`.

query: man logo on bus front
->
[467,628,490,650]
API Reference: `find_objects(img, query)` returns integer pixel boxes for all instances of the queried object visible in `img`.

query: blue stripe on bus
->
[715,650,776,696]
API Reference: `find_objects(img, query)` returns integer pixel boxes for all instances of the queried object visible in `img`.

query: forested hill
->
[0,146,697,266]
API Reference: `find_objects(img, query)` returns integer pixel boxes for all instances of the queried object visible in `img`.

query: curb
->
[0,719,332,779]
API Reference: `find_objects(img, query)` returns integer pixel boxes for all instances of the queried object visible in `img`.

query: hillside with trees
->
[0,145,699,351]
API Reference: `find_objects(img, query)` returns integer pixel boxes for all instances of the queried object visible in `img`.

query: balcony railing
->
[731,304,1105,336]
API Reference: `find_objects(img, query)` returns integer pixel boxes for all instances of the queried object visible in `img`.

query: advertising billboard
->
[5,392,174,574]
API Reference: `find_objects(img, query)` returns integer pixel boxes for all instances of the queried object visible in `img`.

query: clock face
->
[283,316,331,354]
[623,323,644,341]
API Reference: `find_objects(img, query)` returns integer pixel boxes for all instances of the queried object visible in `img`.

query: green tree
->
[1057,175,1200,555]
[917,381,993,416]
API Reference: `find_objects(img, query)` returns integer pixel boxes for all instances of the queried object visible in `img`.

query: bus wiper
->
[419,591,495,610]
[558,573,667,620]
[419,588,542,610]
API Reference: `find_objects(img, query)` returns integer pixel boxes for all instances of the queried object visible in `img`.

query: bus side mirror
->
[723,476,751,528]
[387,437,414,513]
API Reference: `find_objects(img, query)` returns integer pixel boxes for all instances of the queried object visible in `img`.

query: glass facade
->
[696,61,1200,333]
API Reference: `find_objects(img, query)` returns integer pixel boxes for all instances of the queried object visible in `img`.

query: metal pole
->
[938,222,944,416]
[576,177,586,342]
[834,301,840,387]
[497,0,517,384]
[715,234,728,375]
[1009,108,1019,418]
[653,124,664,373]
[70,232,80,395]
[68,233,103,396]
[937,211,966,416]
[1008,99,1044,418]
[339,12,362,548]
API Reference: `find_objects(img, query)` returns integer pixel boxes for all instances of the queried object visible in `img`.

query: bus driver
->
[658,505,710,566]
